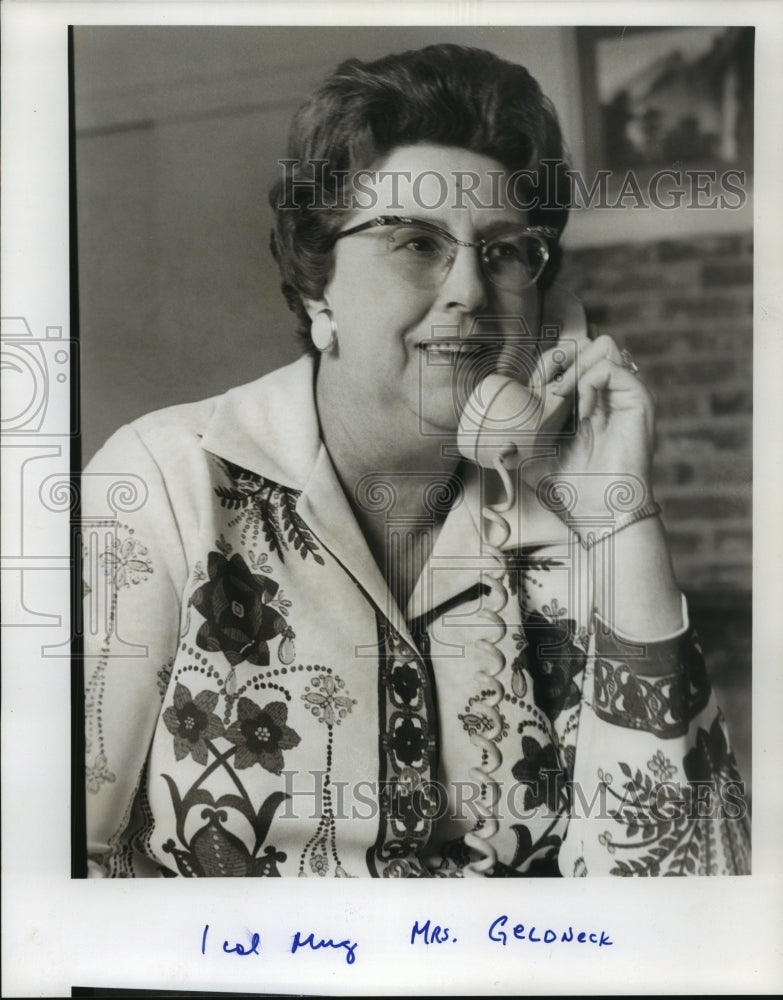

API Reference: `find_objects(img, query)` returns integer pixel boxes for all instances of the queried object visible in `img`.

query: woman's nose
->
[438,244,489,313]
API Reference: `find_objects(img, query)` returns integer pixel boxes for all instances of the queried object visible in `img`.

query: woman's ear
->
[302,297,329,323]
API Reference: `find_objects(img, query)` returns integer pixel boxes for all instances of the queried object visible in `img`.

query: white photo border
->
[2,1,782,996]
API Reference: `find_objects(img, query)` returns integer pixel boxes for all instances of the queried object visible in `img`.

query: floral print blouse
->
[83,356,750,878]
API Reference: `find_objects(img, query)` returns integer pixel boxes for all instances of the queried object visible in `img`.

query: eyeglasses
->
[332,215,558,293]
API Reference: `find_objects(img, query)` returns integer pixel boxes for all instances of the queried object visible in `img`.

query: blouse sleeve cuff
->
[593,594,691,677]
[591,596,712,737]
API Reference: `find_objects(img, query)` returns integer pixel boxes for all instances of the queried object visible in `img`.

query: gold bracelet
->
[580,500,662,550]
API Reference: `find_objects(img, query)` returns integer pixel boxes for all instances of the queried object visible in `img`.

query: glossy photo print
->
[2,5,781,998]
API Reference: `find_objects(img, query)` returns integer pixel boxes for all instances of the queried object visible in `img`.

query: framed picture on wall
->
[576,26,754,181]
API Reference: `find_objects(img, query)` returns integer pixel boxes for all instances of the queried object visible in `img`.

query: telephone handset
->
[457,287,587,469]
[456,370,573,469]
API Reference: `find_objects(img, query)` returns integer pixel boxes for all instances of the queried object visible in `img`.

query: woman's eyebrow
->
[474,217,532,238]
[395,214,531,238]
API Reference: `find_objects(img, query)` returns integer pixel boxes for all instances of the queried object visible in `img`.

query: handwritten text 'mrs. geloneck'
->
[200,913,613,966]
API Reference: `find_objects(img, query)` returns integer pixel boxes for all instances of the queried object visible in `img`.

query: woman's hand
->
[519,288,683,638]
[521,290,657,530]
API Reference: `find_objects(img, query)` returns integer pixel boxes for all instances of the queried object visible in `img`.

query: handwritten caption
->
[200,915,613,965]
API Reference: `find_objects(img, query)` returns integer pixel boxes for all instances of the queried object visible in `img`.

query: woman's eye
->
[486,240,522,261]
[390,230,444,256]
[409,237,439,253]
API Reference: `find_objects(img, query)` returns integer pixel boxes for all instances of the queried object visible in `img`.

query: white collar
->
[200,354,321,491]
[199,355,568,626]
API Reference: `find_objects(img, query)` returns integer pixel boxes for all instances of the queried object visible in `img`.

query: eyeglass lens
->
[373,225,549,292]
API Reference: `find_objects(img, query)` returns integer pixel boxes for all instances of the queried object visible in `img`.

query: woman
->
[84,44,749,877]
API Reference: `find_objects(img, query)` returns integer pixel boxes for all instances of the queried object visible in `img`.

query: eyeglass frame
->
[331,215,560,290]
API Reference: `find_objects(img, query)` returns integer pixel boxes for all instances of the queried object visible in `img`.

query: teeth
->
[420,342,475,356]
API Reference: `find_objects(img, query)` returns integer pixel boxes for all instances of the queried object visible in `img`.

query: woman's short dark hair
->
[268,43,570,352]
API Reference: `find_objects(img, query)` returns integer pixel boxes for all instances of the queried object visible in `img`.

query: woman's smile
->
[417,338,483,362]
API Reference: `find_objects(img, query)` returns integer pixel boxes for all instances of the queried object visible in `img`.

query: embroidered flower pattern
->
[542,597,567,622]
[162,807,288,878]
[213,459,324,563]
[159,684,301,877]
[99,531,153,589]
[459,693,509,742]
[572,856,588,877]
[302,674,356,726]
[225,698,301,773]
[386,775,441,836]
[86,752,116,794]
[156,657,174,699]
[309,851,328,876]
[598,830,616,854]
[390,716,427,767]
[648,750,677,782]
[511,608,587,722]
[600,729,751,876]
[190,550,294,666]
[511,736,569,813]
[389,661,421,704]
[163,683,224,765]
[91,446,749,879]
[683,712,737,787]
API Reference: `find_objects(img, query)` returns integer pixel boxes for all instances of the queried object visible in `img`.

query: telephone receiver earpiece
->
[457,287,589,470]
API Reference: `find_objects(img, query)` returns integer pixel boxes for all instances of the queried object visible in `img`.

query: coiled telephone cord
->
[464,453,515,876]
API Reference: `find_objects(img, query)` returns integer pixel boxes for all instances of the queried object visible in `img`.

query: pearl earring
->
[311,308,338,353]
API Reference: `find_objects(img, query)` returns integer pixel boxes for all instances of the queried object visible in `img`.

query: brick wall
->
[560,232,753,797]
[561,231,753,595]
